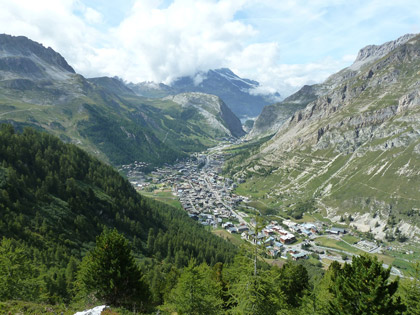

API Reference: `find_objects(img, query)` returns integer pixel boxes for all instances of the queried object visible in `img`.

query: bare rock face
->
[248,34,418,140]
[237,33,420,235]
[0,34,75,81]
[248,85,321,139]
[167,92,245,138]
[350,33,416,70]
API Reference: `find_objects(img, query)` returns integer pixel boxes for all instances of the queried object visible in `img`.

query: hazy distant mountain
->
[0,34,244,166]
[128,68,281,119]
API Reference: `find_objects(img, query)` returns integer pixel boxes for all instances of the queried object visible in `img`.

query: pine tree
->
[401,262,420,315]
[274,262,309,308]
[327,255,405,314]
[0,237,39,300]
[163,259,223,315]
[77,229,149,309]
[226,253,287,314]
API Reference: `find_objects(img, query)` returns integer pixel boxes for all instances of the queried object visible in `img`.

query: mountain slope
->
[233,34,420,240]
[0,34,243,167]
[248,84,322,138]
[248,34,418,139]
[129,68,281,118]
[0,124,236,301]
[167,92,245,138]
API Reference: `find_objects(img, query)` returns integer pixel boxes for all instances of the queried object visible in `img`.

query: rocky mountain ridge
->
[234,33,420,241]
[248,34,417,139]
[0,34,74,81]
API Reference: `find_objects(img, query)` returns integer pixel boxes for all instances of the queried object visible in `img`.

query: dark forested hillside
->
[0,124,235,305]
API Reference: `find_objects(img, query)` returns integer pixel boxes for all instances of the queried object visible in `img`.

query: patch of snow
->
[74,305,107,315]
[214,70,257,90]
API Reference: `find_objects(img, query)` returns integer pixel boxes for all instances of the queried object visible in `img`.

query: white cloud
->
[83,7,103,24]
[94,0,256,83]
[0,0,420,98]
[0,0,102,75]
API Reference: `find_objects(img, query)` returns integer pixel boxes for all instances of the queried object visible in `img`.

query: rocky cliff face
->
[236,34,420,240]
[248,34,417,140]
[0,34,75,81]
[248,84,323,138]
[167,92,245,138]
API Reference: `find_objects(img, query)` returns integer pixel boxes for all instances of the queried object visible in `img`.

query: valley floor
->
[129,141,418,277]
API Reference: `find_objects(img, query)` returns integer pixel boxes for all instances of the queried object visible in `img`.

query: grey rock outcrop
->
[167,92,245,138]
[237,33,420,235]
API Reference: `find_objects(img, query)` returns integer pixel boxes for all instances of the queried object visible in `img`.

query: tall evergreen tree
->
[77,229,149,309]
[163,260,223,315]
[327,255,405,314]
[226,253,287,315]
[401,262,420,315]
[0,237,39,301]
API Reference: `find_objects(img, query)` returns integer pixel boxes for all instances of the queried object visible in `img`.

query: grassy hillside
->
[0,78,234,167]
[0,124,236,304]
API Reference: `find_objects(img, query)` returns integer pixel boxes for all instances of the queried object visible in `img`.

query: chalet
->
[222,222,234,229]
[241,232,249,240]
[327,227,347,235]
[291,252,308,261]
[237,225,249,233]
[279,234,296,245]
[273,241,283,250]
[227,227,238,234]
[267,246,280,258]
[282,219,297,228]
[301,229,312,237]
[310,226,318,234]
[264,236,275,246]
[188,214,198,221]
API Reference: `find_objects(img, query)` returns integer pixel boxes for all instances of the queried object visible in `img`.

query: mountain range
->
[0,34,244,166]
[232,33,420,239]
[128,68,281,119]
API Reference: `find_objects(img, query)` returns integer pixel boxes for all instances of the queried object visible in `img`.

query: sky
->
[1,0,420,97]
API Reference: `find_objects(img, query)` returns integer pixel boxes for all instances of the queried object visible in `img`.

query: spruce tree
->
[327,255,405,314]
[401,262,420,315]
[163,259,223,315]
[78,229,149,309]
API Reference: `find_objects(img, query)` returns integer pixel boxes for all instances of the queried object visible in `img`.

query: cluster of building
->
[175,155,245,225]
[232,220,324,259]
[127,152,245,227]
[124,145,359,264]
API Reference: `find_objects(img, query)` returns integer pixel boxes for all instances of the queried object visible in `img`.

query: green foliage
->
[327,255,406,314]
[78,229,149,308]
[162,260,223,315]
[0,124,236,305]
[274,262,309,308]
[0,238,40,301]
[288,199,315,219]
[225,253,288,314]
[400,262,420,314]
